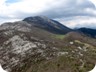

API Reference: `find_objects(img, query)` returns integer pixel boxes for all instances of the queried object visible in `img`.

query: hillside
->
[76,28,96,38]
[0,16,96,72]
[23,16,72,34]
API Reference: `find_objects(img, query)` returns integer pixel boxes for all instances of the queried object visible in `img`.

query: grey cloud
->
[75,23,96,29]
[37,0,96,19]
[1,0,96,25]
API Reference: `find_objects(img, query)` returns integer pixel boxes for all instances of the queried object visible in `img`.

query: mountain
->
[76,28,96,38]
[0,16,96,72]
[23,16,72,34]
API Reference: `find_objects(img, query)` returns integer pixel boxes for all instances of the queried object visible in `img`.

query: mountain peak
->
[23,16,50,22]
[34,16,49,19]
[23,16,72,34]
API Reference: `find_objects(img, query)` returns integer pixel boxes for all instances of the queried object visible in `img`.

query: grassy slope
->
[14,32,96,72]
[1,27,96,72]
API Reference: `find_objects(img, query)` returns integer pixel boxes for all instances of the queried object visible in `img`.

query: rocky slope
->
[0,16,96,72]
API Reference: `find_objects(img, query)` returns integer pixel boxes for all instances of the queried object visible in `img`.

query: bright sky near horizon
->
[0,0,96,29]
[90,0,96,6]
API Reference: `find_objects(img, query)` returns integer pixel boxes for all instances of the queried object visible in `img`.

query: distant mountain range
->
[0,16,96,72]
[76,28,96,38]
[23,16,96,38]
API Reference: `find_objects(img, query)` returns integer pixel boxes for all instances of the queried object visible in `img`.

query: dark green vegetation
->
[0,16,96,72]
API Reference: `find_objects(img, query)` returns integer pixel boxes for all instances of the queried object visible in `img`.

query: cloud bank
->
[0,0,96,28]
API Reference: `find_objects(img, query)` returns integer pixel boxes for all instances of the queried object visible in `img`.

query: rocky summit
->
[0,16,96,72]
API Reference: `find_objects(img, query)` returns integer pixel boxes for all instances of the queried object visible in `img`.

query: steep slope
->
[23,16,72,34]
[0,16,96,72]
[0,21,58,72]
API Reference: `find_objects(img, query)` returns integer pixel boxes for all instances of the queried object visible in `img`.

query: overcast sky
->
[0,0,96,29]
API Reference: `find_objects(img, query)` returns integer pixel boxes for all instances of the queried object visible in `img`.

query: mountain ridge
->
[23,16,72,34]
[0,16,96,72]
[76,27,96,38]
